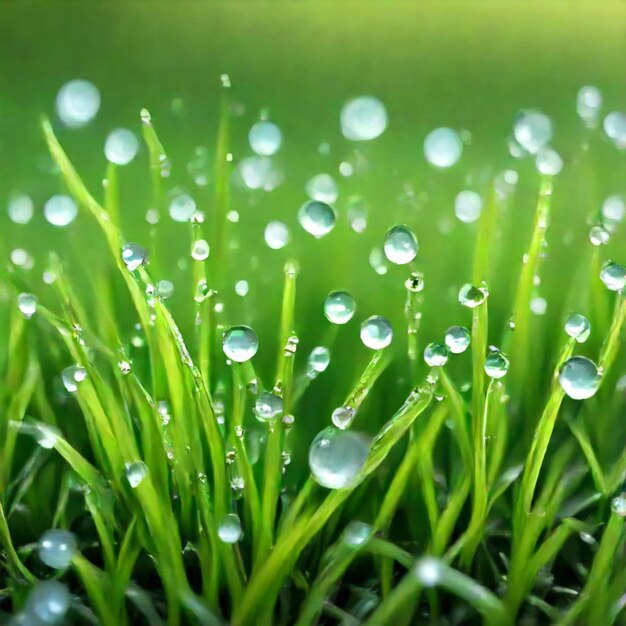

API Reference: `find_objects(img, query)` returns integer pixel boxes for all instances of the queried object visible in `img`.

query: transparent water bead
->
[600,261,626,291]
[61,365,87,393]
[424,127,463,168]
[306,173,339,203]
[454,190,482,223]
[444,326,471,354]
[611,494,626,517]
[602,195,625,224]
[298,200,337,238]
[604,112,626,148]
[513,110,553,154]
[332,406,355,429]
[360,316,393,349]
[577,86,602,127]
[223,325,259,362]
[56,79,100,128]
[343,521,373,547]
[530,296,547,316]
[24,580,71,624]
[405,271,424,293]
[559,356,601,400]
[169,193,196,222]
[249,120,282,156]
[8,194,34,224]
[264,221,290,250]
[324,291,356,324]
[589,225,610,246]
[217,513,243,543]
[340,96,388,141]
[44,195,78,227]
[238,156,275,190]
[384,225,418,265]
[458,283,488,308]
[125,461,148,488]
[309,427,369,489]
[17,293,37,319]
[536,147,563,176]
[424,343,449,367]
[564,313,591,343]
[235,280,249,297]
[414,557,443,587]
[39,529,77,569]
[254,392,283,421]
[118,360,132,375]
[308,346,330,374]
[157,280,175,300]
[104,128,139,165]
[122,243,148,271]
[11,248,33,269]
[191,239,210,261]
[484,351,509,379]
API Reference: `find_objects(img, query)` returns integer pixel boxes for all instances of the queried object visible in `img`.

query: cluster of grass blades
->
[1,80,626,626]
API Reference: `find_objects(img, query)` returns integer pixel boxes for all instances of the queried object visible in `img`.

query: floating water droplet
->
[559,356,600,400]
[308,346,330,375]
[254,392,283,421]
[169,193,196,222]
[535,147,563,176]
[589,225,610,246]
[343,521,373,547]
[223,326,259,362]
[17,293,37,319]
[324,291,356,324]
[414,557,443,587]
[603,111,626,149]
[24,580,71,624]
[10,248,33,269]
[611,494,626,517]
[235,280,249,297]
[530,296,547,316]
[125,461,148,488]
[600,261,626,291]
[44,195,77,227]
[454,190,482,223]
[513,110,553,154]
[458,283,488,308]
[306,173,338,203]
[309,427,369,489]
[39,529,77,569]
[217,513,243,543]
[424,342,449,367]
[484,351,509,379]
[56,79,100,128]
[383,225,418,265]
[577,86,602,127]
[191,239,210,261]
[564,313,590,343]
[61,365,87,393]
[249,121,282,156]
[264,221,290,249]
[298,200,337,238]
[121,242,148,271]
[444,326,471,354]
[104,128,139,165]
[602,195,625,225]
[332,406,355,429]
[424,128,463,168]
[360,316,393,349]
[7,194,34,224]
[340,96,388,141]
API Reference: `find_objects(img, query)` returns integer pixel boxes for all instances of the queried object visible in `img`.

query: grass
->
[1,85,626,626]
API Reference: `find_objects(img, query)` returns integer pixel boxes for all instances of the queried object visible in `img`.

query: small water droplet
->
[249,120,282,156]
[191,239,210,261]
[104,128,139,165]
[254,392,283,422]
[513,109,553,154]
[39,529,77,569]
[343,521,373,547]
[307,346,331,376]
[17,293,37,319]
[56,79,100,128]
[600,261,626,291]
[611,493,626,516]
[589,225,610,246]
[298,200,337,238]
[424,127,463,168]
[264,221,290,250]
[564,313,590,343]
[602,195,625,225]
[332,406,355,429]
[7,194,34,224]
[223,325,259,362]
[324,291,356,324]
[217,513,243,543]
[383,225,418,265]
[455,190,482,223]
[118,360,132,375]
[369,247,388,275]
[414,557,443,587]
[424,342,449,367]
[44,195,78,227]
[530,296,548,316]
[604,111,626,149]
[559,356,600,400]
[169,193,197,222]
[535,147,563,176]
[306,173,338,203]
[121,243,148,271]
[484,351,509,379]
[125,461,148,488]
[61,365,87,393]
[235,280,249,297]
[577,85,602,127]
[24,580,71,624]
[444,326,471,354]
[405,271,424,293]
[340,96,388,141]
[458,283,488,308]
[360,316,393,349]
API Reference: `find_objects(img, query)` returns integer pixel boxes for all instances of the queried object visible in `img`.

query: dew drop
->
[589,225,610,246]
[513,110,553,154]
[340,96,388,141]
[169,193,196,222]
[369,247,388,275]
[157,279,175,300]
[458,283,488,308]
[7,194,34,224]
[122,242,148,271]
[530,296,547,316]
[535,147,563,176]
[238,156,276,190]
[383,225,418,265]
[61,365,87,393]
[104,128,139,165]
[118,360,132,375]
[484,351,509,379]
[324,291,356,324]
[611,494,626,517]
[424,127,463,168]
[11,248,33,269]
[249,121,282,156]
[191,239,210,261]
[39,529,77,569]
[217,513,243,543]
[602,195,625,224]
[559,356,600,400]
[125,461,148,488]
[254,392,283,421]
[332,406,355,429]
[444,326,471,354]
[600,261,626,291]
[360,316,393,349]
[564,313,590,343]
[56,79,100,128]
[308,346,331,375]
[424,342,449,367]
[298,200,337,238]
[414,557,443,587]
[455,190,482,223]
[343,521,373,547]
[603,111,626,148]
[223,325,259,362]
[577,86,602,127]
[235,280,249,297]
[44,195,78,227]
[17,293,37,319]
[24,580,71,624]
[306,173,339,203]
[264,221,290,249]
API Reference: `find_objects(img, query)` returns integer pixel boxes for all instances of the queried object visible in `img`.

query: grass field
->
[1,2,626,625]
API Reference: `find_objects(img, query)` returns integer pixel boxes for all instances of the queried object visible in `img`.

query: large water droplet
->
[298,200,337,238]
[254,392,283,421]
[44,195,78,227]
[424,128,463,168]
[249,121,282,156]
[309,427,369,489]
[324,291,356,324]
[455,190,482,223]
[39,529,77,569]
[360,316,393,349]
[56,79,100,128]
[217,513,243,543]
[414,557,443,587]
[564,313,590,343]
[600,261,626,291]
[264,221,290,250]
[306,173,338,203]
[513,110,553,154]
[17,293,37,319]
[331,406,355,429]
[340,96,388,141]
[424,342,449,367]
[223,326,259,362]
[61,365,87,393]
[383,225,418,265]
[458,283,488,308]
[105,128,139,165]
[484,351,509,379]
[444,326,471,354]
[24,580,71,624]
[125,461,148,488]
[122,243,148,271]
[7,194,34,224]
[559,356,600,400]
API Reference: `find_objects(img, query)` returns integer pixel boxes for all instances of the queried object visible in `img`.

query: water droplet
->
[332,406,355,429]
[223,325,259,362]
[383,225,418,265]
[602,196,625,226]
[10,248,33,269]
[360,316,393,349]
[309,427,369,489]
[118,360,132,375]
[559,356,600,400]
[17,293,37,319]
[484,351,509,379]
[564,313,590,343]
[530,296,547,316]
[340,96,388,141]
[191,239,210,261]
[577,86,602,127]
[414,557,443,587]
[24,580,71,624]
[536,147,563,176]
[513,110,553,154]
[61,365,87,393]
[603,111,626,149]
[405,271,424,293]
[308,346,330,375]
[306,173,338,203]
[56,79,100,128]
[424,127,463,168]
[249,121,282,156]
[342,521,373,547]
[611,493,626,517]
[217,513,243,543]
[264,221,290,249]
[238,156,278,190]
[458,283,488,308]
[169,193,196,222]
[600,261,626,291]
[369,247,388,275]
[455,190,482,223]
[122,242,148,271]
[298,200,337,238]
[589,225,610,246]
[7,194,34,224]
[44,195,78,227]
[235,280,249,297]
[424,342,449,367]
[39,529,77,569]
[157,280,175,300]
[104,128,139,165]
[444,326,471,354]
[254,392,283,421]
[494,169,519,198]
[125,461,148,488]
[324,291,356,324]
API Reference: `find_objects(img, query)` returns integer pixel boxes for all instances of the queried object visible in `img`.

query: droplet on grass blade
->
[104,128,139,165]
[7,194,34,224]
[307,346,330,376]
[324,291,356,324]
[513,109,553,154]
[191,239,210,261]
[17,293,37,319]
[343,521,373,547]
[61,366,87,393]
[360,316,393,349]
[223,326,259,362]
[383,225,418,265]
[44,195,77,227]
[125,461,148,488]
[611,494,626,517]
[484,351,509,379]
[56,79,100,128]
[414,557,443,587]
[298,200,337,238]
[559,356,600,400]
[424,342,449,367]
[458,283,488,308]
[424,127,463,168]
[444,326,471,354]
[331,406,355,429]
[249,120,282,156]
[217,513,243,543]
[589,225,610,246]
[39,529,77,569]
[121,243,148,272]
[455,190,482,223]
[602,195,625,224]
[24,580,71,625]
[254,392,283,421]
[600,261,626,291]
[340,96,388,141]
[306,173,338,203]
[564,313,590,343]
